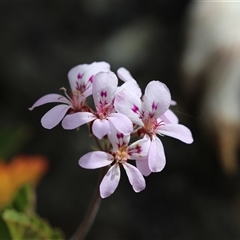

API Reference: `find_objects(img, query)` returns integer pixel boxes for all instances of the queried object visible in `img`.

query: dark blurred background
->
[1,1,240,239]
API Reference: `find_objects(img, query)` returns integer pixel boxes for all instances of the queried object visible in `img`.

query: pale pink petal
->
[82,61,110,87]
[29,94,70,110]
[122,162,146,192]
[41,104,71,129]
[68,64,91,91]
[92,119,110,139]
[62,112,95,129]
[108,113,133,135]
[107,126,130,150]
[148,136,166,172]
[116,80,142,98]
[79,151,113,169]
[114,89,144,126]
[128,138,150,159]
[100,163,120,198]
[117,67,134,82]
[92,71,118,108]
[142,81,171,119]
[82,87,92,99]
[161,109,179,124]
[136,159,151,176]
[171,100,177,106]
[68,61,110,93]
[156,124,194,144]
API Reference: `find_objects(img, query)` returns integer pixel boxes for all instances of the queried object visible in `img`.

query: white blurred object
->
[182,1,240,174]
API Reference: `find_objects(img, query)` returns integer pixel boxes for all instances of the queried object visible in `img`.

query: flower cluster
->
[30,61,193,198]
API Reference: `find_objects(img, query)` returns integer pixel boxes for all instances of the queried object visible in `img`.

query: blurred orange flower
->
[0,155,48,208]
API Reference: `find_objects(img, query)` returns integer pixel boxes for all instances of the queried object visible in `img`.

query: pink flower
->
[62,71,133,139]
[79,127,149,198]
[115,81,193,174]
[29,61,110,129]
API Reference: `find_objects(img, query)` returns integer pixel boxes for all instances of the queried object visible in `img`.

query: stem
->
[70,167,107,240]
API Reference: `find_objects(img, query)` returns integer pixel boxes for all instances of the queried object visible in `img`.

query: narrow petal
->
[161,109,179,124]
[29,94,70,110]
[114,89,144,126]
[142,81,171,119]
[157,124,194,144]
[136,159,151,176]
[41,104,71,129]
[117,67,134,82]
[128,137,150,159]
[92,71,118,108]
[108,113,133,135]
[148,136,166,172]
[100,164,120,198]
[62,112,95,130]
[79,151,113,169]
[92,119,110,139]
[123,162,146,192]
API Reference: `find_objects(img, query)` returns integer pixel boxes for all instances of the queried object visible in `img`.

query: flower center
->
[96,103,114,120]
[138,117,165,138]
[60,87,85,112]
[71,90,85,111]
[115,145,129,163]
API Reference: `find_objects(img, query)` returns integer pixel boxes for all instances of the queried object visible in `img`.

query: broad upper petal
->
[68,64,91,91]
[156,124,193,144]
[92,119,110,139]
[136,159,151,176]
[100,164,120,198]
[123,162,146,192]
[68,61,110,93]
[92,71,118,108]
[116,80,142,98]
[142,81,171,119]
[82,61,110,87]
[29,94,70,110]
[79,151,113,169]
[148,136,166,172]
[114,89,144,126]
[41,104,71,129]
[62,112,95,129]
[108,113,133,135]
[107,126,130,150]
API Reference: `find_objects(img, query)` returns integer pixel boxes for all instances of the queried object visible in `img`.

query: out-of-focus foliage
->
[0,126,63,239]
[0,155,48,209]
[0,184,64,240]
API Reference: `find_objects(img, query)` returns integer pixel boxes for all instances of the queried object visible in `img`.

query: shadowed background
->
[1,1,240,239]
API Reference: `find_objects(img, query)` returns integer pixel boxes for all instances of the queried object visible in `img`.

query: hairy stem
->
[69,167,107,240]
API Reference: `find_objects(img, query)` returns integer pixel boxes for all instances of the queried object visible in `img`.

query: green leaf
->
[0,214,12,240]
[2,209,64,240]
[11,184,35,214]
